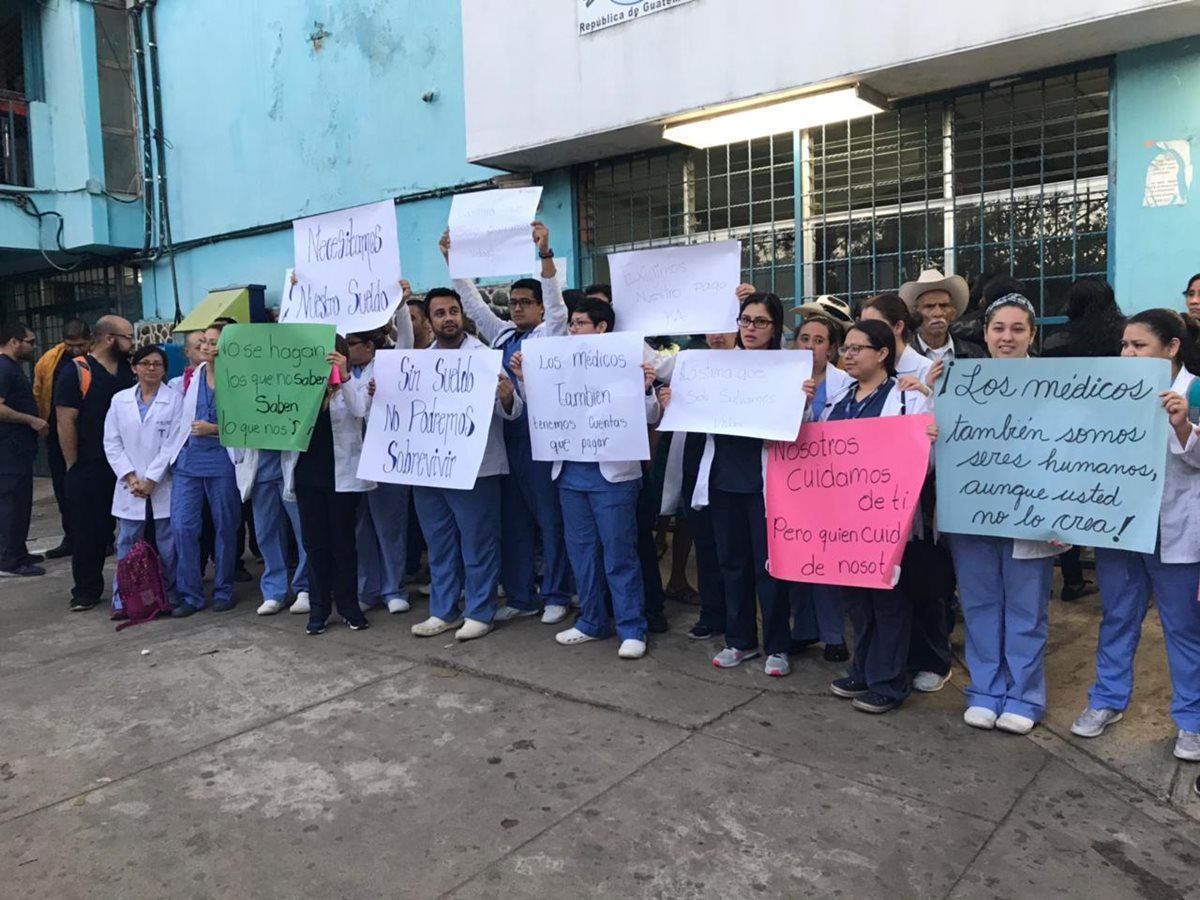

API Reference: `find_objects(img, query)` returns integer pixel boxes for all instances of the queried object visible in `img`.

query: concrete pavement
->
[2,480,1198,899]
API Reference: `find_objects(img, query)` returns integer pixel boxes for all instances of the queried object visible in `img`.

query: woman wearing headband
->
[945,294,1066,735]
[1071,309,1200,762]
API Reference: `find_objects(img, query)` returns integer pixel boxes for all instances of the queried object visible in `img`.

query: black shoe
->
[1061,580,1096,602]
[346,618,370,631]
[823,643,850,663]
[307,621,327,636]
[44,542,72,560]
[666,586,701,607]
[69,596,98,611]
[171,604,199,618]
[646,610,669,634]
[212,599,238,612]
[687,622,721,641]
[234,567,253,583]
[830,677,869,699]
[110,611,128,622]
[1,563,45,578]
[789,637,820,655]
[852,691,900,714]
[21,552,45,564]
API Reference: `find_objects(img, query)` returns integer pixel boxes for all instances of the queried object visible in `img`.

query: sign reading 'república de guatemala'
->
[577,0,698,36]
[934,357,1171,553]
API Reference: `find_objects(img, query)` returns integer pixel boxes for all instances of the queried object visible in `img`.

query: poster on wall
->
[577,0,698,36]
[1142,139,1193,208]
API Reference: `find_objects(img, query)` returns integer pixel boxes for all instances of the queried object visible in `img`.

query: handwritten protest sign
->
[935,357,1170,552]
[448,187,544,279]
[216,324,335,452]
[521,333,650,463]
[767,416,934,589]
[286,200,402,333]
[609,240,741,335]
[658,349,811,441]
[357,347,504,490]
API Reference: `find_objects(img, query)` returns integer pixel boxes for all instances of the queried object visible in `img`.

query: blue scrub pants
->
[948,533,1054,721]
[844,586,912,702]
[250,478,309,602]
[112,516,176,612]
[560,481,647,641]
[356,482,410,606]
[791,583,846,646]
[501,436,571,611]
[414,476,501,624]
[686,502,726,633]
[172,472,240,610]
[1091,545,1200,732]
[709,489,789,655]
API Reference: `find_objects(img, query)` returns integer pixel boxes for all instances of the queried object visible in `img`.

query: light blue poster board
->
[934,357,1171,552]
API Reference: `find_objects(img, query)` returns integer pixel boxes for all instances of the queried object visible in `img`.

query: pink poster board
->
[766,415,934,589]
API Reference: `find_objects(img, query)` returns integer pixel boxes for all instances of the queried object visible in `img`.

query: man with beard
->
[900,269,985,363]
[0,322,47,577]
[399,288,520,641]
[54,315,136,611]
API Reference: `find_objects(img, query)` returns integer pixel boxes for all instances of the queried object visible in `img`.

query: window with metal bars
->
[577,63,1109,324]
[94,2,140,196]
[0,264,140,351]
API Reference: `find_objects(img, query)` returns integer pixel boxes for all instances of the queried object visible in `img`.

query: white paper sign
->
[448,187,544,279]
[609,240,741,335]
[357,348,503,490]
[287,200,403,334]
[658,349,812,441]
[521,333,650,463]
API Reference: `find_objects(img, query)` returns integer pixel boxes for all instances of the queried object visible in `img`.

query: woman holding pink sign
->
[803,318,934,714]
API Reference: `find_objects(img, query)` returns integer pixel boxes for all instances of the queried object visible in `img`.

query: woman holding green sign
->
[944,295,1065,736]
[1071,309,1200,762]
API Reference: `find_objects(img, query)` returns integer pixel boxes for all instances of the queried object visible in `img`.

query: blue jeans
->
[250,478,308,602]
[414,477,501,624]
[560,481,646,641]
[112,516,177,612]
[948,533,1054,721]
[172,471,240,610]
[501,436,571,610]
[1091,545,1200,732]
[356,482,410,605]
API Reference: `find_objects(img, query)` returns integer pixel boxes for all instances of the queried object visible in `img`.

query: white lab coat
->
[103,384,182,519]
[1159,367,1200,564]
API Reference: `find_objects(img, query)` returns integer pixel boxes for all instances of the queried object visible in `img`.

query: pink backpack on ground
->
[114,513,171,631]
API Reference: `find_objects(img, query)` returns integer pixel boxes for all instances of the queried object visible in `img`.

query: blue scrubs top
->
[175,377,233,477]
[826,379,894,422]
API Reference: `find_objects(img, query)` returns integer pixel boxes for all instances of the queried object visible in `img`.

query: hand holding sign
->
[446,187,544,278]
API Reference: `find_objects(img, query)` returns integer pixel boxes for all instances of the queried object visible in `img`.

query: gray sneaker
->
[1070,707,1123,738]
[1174,730,1200,761]
[712,647,760,669]
[764,653,791,678]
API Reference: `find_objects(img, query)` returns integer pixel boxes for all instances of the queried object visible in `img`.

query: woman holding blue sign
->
[803,318,935,714]
[944,294,1064,735]
[1072,309,1200,762]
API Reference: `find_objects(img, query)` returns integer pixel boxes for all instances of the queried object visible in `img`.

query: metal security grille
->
[1,264,141,350]
[577,63,1109,324]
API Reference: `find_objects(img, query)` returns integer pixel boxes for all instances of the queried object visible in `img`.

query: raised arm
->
[533,221,568,337]
[393,280,415,350]
[441,229,508,345]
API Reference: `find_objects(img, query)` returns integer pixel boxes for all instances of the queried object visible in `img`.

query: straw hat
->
[790,294,853,323]
[898,269,969,315]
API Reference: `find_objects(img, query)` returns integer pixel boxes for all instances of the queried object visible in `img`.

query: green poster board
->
[216,324,336,451]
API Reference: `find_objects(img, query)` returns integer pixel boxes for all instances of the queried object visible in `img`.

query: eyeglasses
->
[114,333,134,341]
[841,343,880,357]
[510,299,539,309]
[136,360,164,369]
[346,339,365,347]
[19,337,36,346]
[737,316,773,330]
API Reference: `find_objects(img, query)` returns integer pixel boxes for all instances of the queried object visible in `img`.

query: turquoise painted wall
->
[139,0,577,319]
[1111,38,1200,313]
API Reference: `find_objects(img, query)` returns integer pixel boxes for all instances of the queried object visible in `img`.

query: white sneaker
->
[618,639,646,659]
[556,627,598,646]
[712,647,760,669]
[411,616,463,637]
[455,619,493,641]
[541,604,569,624]
[912,671,950,693]
[996,713,1036,735]
[494,605,538,622]
[963,707,998,730]
[1070,707,1123,738]
[386,597,411,614]
[764,653,791,677]
[1174,730,1200,761]
[290,592,310,614]
[256,599,284,616]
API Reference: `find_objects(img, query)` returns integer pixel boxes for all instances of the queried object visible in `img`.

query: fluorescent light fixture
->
[663,84,888,148]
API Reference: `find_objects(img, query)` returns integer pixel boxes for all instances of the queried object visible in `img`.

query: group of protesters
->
[1,221,1198,761]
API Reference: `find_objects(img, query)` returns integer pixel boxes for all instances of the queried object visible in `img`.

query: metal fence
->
[578,63,1110,324]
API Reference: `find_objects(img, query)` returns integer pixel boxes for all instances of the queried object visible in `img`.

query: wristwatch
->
[538,248,554,259]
